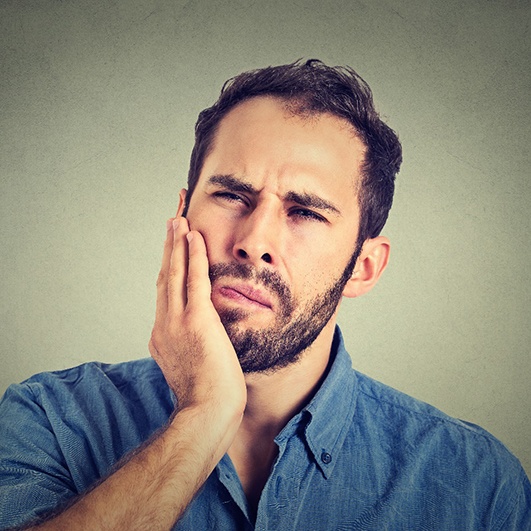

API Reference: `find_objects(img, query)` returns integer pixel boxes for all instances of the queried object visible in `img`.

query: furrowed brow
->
[284,190,342,216]
[206,174,258,195]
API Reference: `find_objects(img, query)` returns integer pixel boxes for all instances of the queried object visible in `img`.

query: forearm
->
[26,404,242,531]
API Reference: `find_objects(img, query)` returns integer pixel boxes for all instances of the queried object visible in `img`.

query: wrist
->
[167,400,244,459]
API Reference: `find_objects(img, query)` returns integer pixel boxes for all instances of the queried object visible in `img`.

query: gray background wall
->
[1,0,529,477]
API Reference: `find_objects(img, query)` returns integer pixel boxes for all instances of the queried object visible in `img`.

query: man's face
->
[185,96,365,372]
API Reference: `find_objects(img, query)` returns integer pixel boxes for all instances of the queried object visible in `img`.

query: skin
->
[25,96,390,529]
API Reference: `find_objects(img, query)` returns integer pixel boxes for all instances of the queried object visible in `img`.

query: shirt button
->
[321,452,332,464]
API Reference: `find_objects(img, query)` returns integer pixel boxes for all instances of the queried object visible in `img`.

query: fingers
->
[150,215,245,412]
[185,231,211,309]
[167,217,190,313]
[155,219,175,324]
[155,214,212,325]
[155,216,189,326]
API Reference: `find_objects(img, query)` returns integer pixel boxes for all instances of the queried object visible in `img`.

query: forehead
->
[200,96,365,209]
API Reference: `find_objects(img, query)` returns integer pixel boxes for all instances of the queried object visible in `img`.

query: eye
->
[289,208,327,223]
[213,191,248,205]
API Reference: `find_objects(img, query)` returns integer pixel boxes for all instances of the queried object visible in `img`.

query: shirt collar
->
[276,326,358,479]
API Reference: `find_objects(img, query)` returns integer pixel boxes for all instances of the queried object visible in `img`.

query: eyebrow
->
[206,174,342,216]
[283,190,341,216]
[207,174,257,195]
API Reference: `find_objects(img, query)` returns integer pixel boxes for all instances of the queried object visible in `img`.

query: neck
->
[227,319,338,517]
[240,317,337,439]
[227,319,339,519]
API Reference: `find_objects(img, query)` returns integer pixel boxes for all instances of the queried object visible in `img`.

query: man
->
[0,60,529,530]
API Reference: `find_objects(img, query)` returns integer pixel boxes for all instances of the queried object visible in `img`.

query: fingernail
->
[186,232,194,243]
[172,218,180,230]
[166,219,173,231]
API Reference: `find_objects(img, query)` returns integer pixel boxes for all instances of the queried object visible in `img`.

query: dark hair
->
[186,59,402,248]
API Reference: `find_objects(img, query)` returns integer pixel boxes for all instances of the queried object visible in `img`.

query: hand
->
[149,214,247,417]
[17,212,248,531]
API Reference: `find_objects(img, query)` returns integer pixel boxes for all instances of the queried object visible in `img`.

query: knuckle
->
[186,276,197,293]
[187,273,206,294]
[166,269,181,287]
[167,268,179,280]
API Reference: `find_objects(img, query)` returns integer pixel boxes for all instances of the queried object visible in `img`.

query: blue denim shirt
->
[0,328,529,530]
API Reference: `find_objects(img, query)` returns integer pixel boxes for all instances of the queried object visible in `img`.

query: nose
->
[232,204,279,266]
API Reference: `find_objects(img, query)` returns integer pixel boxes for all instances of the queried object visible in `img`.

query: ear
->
[177,188,187,217]
[342,236,390,299]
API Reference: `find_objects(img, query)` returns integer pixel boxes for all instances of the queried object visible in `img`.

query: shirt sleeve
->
[0,382,78,529]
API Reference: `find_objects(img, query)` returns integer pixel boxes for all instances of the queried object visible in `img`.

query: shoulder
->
[0,358,172,440]
[356,371,506,440]
[331,331,526,479]
[348,371,530,527]
[0,359,171,528]
[353,370,518,462]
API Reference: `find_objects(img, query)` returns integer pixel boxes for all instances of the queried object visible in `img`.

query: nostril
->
[235,248,272,263]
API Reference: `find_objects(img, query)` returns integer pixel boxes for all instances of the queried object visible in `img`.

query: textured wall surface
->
[1,0,530,476]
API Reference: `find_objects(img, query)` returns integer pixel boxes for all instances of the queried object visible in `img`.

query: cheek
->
[189,216,233,263]
[291,230,342,265]
[292,241,353,294]
[290,253,335,296]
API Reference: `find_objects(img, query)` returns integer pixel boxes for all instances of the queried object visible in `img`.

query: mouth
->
[215,283,273,310]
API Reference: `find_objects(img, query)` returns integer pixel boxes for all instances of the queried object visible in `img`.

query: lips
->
[216,283,273,309]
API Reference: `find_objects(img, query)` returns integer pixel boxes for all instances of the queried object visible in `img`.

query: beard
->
[209,244,362,374]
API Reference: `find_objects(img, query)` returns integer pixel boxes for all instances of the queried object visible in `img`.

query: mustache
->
[209,262,292,304]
